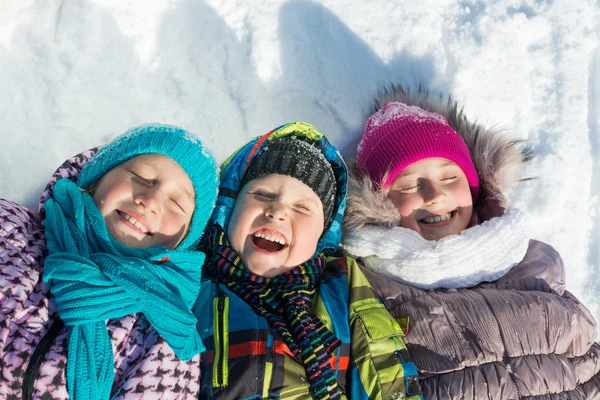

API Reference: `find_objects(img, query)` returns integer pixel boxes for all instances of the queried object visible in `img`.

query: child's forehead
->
[124,153,172,166]
[397,158,461,177]
[121,153,195,196]
[242,174,320,198]
[122,153,189,176]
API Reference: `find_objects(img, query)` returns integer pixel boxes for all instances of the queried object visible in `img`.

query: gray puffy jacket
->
[360,239,600,399]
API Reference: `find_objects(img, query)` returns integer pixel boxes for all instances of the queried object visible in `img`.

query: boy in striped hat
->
[194,122,423,400]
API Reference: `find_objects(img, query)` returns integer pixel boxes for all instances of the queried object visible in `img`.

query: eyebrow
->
[248,184,321,207]
[439,161,457,168]
[296,196,320,207]
[396,171,416,179]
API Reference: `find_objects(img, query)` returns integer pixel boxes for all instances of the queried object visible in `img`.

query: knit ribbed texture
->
[77,123,219,250]
[204,223,342,400]
[341,208,529,290]
[240,135,337,224]
[42,178,207,400]
[357,102,479,197]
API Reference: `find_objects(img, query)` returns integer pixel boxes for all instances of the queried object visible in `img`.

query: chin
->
[243,260,269,277]
[246,262,289,278]
[420,228,458,241]
[247,267,274,278]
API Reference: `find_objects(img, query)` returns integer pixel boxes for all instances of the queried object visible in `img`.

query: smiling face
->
[227,174,325,278]
[91,153,195,249]
[387,158,473,241]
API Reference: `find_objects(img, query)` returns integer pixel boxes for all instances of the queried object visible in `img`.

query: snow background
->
[1,0,599,332]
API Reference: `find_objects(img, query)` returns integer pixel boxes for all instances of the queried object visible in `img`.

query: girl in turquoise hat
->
[0,124,219,399]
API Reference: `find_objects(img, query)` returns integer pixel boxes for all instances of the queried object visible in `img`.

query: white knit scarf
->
[340,209,530,290]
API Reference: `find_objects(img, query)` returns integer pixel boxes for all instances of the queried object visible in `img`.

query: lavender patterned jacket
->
[0,150,200,400]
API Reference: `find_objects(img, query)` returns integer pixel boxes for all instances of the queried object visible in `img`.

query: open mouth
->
[419,211,456,225]
[117,210,153,235]
[251,229,288,252]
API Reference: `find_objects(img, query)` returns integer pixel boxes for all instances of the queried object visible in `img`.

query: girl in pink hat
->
[341,85,600,399]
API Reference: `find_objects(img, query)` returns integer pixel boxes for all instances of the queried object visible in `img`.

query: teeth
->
[134,221,147,233]
[123,213,149,233]
[253,230,286,245]
[422,212,452,224]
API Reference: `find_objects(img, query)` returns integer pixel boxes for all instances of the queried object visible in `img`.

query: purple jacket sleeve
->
[0,199,47,320]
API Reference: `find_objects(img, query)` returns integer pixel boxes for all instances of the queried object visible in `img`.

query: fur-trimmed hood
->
[343,84,532,231]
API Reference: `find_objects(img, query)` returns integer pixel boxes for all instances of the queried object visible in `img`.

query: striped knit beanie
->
[240,135,337,224]
[357,102,479,199]
[77,123,219,250]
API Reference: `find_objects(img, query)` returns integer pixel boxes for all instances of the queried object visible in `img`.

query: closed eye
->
[251,191,273,200]
[170,198,187,214]
[127,170,152,185]
[441,176,457,182]
[295,204,311,212]
[398,184,419,193]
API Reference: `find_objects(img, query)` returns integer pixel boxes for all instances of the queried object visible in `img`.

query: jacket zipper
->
[22,319,64,400]
[474,289,520,400]
[212,286,228,389]
[217,293,225,387]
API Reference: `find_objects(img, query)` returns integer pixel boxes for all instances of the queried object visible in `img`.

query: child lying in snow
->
[1,124,219,399]
[341,86,600,399]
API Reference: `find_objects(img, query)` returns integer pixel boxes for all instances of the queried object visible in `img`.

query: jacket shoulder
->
[494,239,566,294]
[333,256,422,399]
[1,199,45,263]
[324,256,377,295]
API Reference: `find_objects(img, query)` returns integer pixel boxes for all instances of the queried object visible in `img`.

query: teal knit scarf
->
[42,178,206,400]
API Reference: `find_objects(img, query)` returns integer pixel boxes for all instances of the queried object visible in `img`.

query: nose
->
[422,182,446,205]
[134,188,161,215]
[265,203,287,221]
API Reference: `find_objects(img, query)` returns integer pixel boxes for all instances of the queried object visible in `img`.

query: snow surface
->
[1,0,599,332]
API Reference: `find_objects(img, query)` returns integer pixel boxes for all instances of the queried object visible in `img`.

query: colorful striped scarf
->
[205,224,342,399]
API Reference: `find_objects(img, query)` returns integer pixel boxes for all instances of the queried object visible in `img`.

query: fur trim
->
[344,84,533,230]
[344,160,401,230]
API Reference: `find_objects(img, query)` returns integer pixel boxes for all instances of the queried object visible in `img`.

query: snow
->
[366,102,448,129]
[1,0,599,331]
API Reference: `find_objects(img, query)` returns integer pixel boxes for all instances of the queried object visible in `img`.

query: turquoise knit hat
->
[77,123,219,250]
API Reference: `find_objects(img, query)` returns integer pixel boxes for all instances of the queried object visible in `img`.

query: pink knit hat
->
[357,102,479,198]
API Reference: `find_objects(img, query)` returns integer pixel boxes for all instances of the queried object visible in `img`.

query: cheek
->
[226,203,253,252]
[291,220,322,260]
[92,179,130,215]
[389,193,418,217]
[92,185,114,216]
[451,185,474,227]
[454,185,474,207]
[163,213,192,236]
[398,217,416,231]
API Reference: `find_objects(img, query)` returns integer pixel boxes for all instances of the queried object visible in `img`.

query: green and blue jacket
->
[193,122,422,399]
